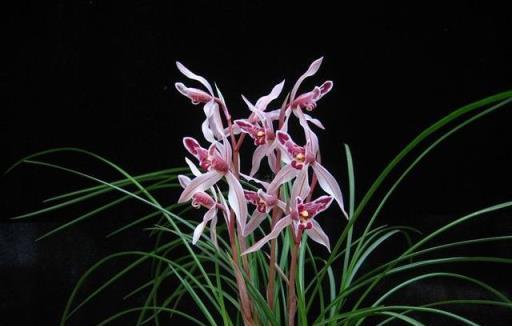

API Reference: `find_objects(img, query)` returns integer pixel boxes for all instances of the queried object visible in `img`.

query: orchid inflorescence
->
[175,57,347,324]
[176,57,347,253]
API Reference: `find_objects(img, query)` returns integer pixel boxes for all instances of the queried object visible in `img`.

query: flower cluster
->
[175,57,347,254]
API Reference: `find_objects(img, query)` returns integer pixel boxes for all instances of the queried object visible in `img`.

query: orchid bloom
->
[178,175,229,247]
[240,173,290,236]
[289,57,333,112]
[178,137,248,228]
[175,62,225,143]
[276,130,348,218]
[243,170,333,254]
[234,117,279,176]
[232,81,285,176]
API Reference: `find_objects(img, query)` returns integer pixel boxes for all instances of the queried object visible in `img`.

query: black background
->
[2,1,512,325]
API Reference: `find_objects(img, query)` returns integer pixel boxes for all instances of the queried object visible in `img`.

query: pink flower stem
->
[216,97,254,323]
[228,211,254,325]
[287,227,303,326]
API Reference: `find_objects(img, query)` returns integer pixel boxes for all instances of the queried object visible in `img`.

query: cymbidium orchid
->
[234,81,284,176]
[174,57,347,325]
[178,136,248,228]
[178,175,228,248]
[241,174,288,236]
[243,169,334,254]
[175,62,224,143]
[276,130,348,218]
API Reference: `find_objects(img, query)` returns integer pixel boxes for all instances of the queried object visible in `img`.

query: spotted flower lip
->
[235,120,267,146]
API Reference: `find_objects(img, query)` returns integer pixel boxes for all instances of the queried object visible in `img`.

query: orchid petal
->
[267,164,299,194]
[175,83,213,105]
[304,113,326,129]
[306,220,331,252]
[203,100,223,140]
[250,145,268,177]
[255,80,285,111]
[185,157,202,177]
[290,57,323,102]
[291,168,310,201]
[295,108,320,156]
[192,221,206,245]
[243,210,268,236]
[312,163,347,218]
[210,214,218,248]
[226,172,248,228]
[281,108,292,133]
[257,189,276,206]
[211,104,224,139]
[266,109,282,121]
[242,95,267,123]
[318,80,333,99]
[242,215,292,255]
[176,61,213,95]
[178,175,191,189]
[201,119,216,143]
[183,137,201,156]
[240,173,270,189]
[178,171,222,203]
[216,186,231,224]
[221,138,232,164]
[268,150,278,173]
[276,200,287,212]
[192,207,217,245]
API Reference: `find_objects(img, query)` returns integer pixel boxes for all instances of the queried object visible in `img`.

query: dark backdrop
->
[2,1,512,325]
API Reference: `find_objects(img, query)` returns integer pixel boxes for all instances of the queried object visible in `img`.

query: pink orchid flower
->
[289,57,333,112]
[178,175,229,247]
[240,173,290,236]
[276,130,348,218]
[175,62,225,143]
[280,57,332,135]
[179,137,248,228]
[243,174,333,254]
[234,118,278,176]
[231,81,285,176]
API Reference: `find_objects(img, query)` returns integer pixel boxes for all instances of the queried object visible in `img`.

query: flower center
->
[257,199,267,213]
[255,130,266,145]
[295,153,305,162]
[299,209,309,222]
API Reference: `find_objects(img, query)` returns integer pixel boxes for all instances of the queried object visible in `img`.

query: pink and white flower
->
[243,192,334,254]
[276,130,347,218]
[178,176,229,247]
[234,118,279,176]
[175,62,225,143]
[179,137,248,228]
[241,173,289,236]
[289,57,333,112]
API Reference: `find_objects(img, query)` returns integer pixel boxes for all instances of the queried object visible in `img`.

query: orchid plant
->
[174,57,346,325]
[8,58,512,325]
